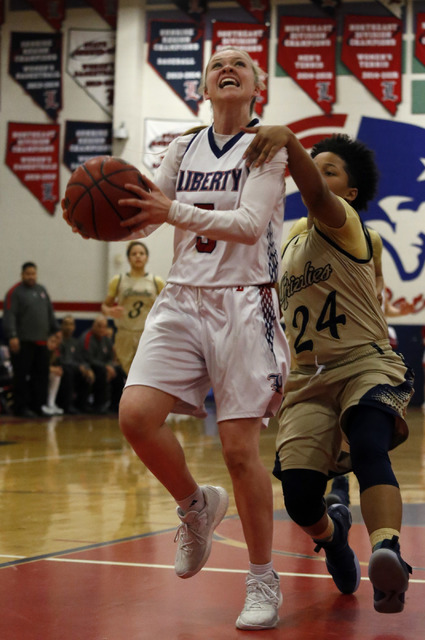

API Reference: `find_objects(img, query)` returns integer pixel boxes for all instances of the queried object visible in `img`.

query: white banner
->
[67,29,115,116]
[143,118,200,174]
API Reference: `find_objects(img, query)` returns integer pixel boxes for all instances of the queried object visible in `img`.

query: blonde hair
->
[199,47,266,113]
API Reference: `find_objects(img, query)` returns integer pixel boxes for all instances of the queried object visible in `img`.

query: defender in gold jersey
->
[244,128,414,614]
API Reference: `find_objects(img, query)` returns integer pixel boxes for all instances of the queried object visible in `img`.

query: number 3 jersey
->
[154,123,288,287]
[280,199,389,368]
[109,272,161,332]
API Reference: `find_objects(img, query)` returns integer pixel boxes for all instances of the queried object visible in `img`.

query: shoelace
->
[244,577,279,609]
[174,517,207,551]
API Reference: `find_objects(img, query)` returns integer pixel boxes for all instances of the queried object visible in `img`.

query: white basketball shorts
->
[125,283,290,422]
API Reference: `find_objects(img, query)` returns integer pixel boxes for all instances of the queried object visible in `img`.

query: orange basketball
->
[64,156,148,241]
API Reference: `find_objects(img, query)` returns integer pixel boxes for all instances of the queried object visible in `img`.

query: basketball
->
[64,156,148,241]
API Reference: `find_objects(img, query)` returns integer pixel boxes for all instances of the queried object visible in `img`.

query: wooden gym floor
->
[0,403,424,639]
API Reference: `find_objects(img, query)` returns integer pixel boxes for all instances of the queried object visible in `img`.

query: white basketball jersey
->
[155,124,287,287]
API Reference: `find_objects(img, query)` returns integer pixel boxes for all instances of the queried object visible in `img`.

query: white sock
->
[249,561,274,577]
[47,374,61,407]
[177,486,205,514]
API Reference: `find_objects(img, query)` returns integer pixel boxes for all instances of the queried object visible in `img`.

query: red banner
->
[236,0,270,24]
[85,0,117,29]
[415,13,425,67]
[6,123,60,215]
[341,15,402,116]
[25,0,65,31]
[211,22,269,117]
[277,17,336,115]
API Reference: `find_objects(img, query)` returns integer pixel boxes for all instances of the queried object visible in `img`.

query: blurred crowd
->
[1,262,126,418]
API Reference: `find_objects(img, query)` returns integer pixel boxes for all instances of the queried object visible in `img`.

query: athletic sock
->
[177,486,206,514]
[370,528,400,551]
[312,514,335,543]
[249,561,274,577]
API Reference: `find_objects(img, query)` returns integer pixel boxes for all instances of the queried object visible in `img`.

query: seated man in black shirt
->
[57,315,94,414]
[80,314,125,414]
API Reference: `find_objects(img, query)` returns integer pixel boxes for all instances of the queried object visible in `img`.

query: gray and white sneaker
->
[174,485,229,579]
[236,570,282,630]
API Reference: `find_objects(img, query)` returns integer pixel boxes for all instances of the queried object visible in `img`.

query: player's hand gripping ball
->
[63,156,149,240]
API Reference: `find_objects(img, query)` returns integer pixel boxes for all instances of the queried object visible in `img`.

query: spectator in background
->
[3,262,59,417]
[80,314,125,414]
[101,241,165,375]
[41,332,64,417]
[57,315,95,414]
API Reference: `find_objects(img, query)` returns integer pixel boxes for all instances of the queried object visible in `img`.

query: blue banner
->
[148,20,204,116]
[9,32,62,121]
[63,121,112,172]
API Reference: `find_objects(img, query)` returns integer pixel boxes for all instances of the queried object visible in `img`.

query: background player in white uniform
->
[115,49,290,630]
[243,127,414,614]
[101,241,165,374]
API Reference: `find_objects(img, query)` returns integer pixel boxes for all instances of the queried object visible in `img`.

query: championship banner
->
[172,0,207,22]
[415,13,425,67]
[9,32,62,121]
[143,117,199,173]
[376,0,405,19]
[6,122,60,215]
[277,17,336,115]
[84,0,117,29]
[25,0,65,31]
[236,0,270,24]
[67,29,115,116]
[63,121,112,172]
[148,20,204,116]
[341,15,402,116]
[211,22,269,117]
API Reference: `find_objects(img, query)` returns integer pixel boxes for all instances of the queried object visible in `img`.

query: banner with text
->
[26,0,65,31]
[236,0,270,24]
[148,20,204,116]
[85,0,117,29]
[67,29,115,116]
[6,122,60,215]
[63,121,112,172]
[9,32,62,121]
[341,15,402,116]
[415,13,425,67]
[277,16,336,115]
[143,118,200,173]
[211,22,269,117]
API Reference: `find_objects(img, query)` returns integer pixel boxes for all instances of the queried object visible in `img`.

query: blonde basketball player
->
[101,241,165,375]
[243,128,414,614]
[114,49,290,630]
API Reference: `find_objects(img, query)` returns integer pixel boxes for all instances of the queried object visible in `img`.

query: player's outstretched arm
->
[244,125,346,229]
[242,126,291,167]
